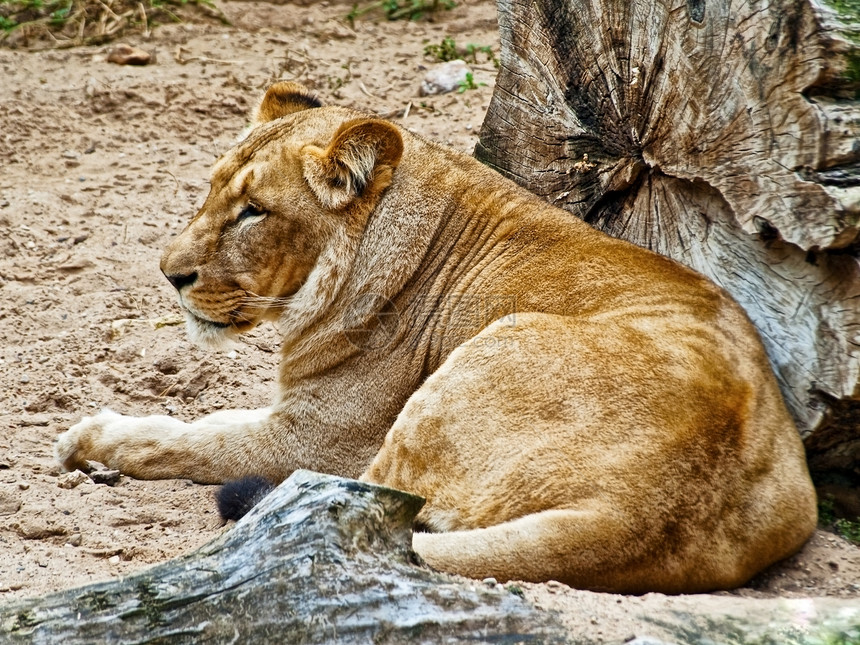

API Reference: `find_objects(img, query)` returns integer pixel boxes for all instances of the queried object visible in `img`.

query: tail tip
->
[216,475,275,522]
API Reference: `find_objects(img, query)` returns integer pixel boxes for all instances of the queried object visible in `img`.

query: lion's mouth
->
[186,311,231,329]
[180,309,238,351]
[180,306,235,333]
[185,308,255,334]
[203,317,231,329]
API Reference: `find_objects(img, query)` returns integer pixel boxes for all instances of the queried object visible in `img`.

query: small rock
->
[66,533,83,547]
[107,44,152,66]
[57,469,92,489]
[90,469,121,486]
[14,519,67,540]
[20,374,30,384]
[61,150,79,160]
[0,487,21,516]
[482,577,497,587]
[545,580,566,592]
[154,356,181,375]
[420,60,470,96]
[108,555,121,565]
[319,19,356,40]
[18,482,29,490]
[20,414,51,427]
[84,460,108,473]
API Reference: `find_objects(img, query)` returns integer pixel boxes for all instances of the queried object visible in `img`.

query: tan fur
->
[55,84,817,593]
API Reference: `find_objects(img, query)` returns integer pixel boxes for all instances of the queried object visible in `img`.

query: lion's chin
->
[183,311,239,352]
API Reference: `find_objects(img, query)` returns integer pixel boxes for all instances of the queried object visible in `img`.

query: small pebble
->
[420,60,470,96]
[482,577,497,587]
[108,555,121,565]
[0,490,21,516]
[154,357,181,375]
[67,533,82,547]
[57,470,92,489]
[90,469,121,486]
[107,44,152,66]
[84,460,108,473]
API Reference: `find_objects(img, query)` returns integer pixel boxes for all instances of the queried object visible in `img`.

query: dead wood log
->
[0,471,567,644]
[476,0,860,481]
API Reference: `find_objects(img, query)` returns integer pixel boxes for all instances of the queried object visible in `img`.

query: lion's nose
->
[164,271,198,291]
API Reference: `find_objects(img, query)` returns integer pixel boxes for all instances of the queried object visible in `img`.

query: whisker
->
[241,292,292,307]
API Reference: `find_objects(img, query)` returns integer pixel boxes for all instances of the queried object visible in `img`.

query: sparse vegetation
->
[346,0,455,25]
[818,497,860,545]
[424,35,457,61]
[0,0,225,48]
[457,71,483,93]
[0,0,72,32]
[328,61,354,97]
[506,584,525,598]
[424,35,498,67]
[834,518,860,544]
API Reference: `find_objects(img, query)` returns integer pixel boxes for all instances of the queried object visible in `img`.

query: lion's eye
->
[237,202,266,222]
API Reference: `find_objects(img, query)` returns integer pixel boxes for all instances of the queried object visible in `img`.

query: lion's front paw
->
[55,409,124,472]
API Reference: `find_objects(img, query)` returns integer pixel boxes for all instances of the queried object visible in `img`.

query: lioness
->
[56,82,816,594]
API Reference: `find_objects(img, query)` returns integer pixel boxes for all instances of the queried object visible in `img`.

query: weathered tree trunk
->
[0,471,567,644]
[476,0,860,483]
[3,472,859,645]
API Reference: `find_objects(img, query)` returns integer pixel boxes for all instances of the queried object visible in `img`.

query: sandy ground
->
[0,0,857,640]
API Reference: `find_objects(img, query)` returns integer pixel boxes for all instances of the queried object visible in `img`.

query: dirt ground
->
[0,0,857,639]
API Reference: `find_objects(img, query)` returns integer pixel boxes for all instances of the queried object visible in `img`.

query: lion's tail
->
[411,508,751,594]
[215,476,275,522]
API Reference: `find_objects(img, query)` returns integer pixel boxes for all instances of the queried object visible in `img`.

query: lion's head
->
[160,83,403,349]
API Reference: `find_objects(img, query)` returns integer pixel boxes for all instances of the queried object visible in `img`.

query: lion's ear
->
[254,82,322,125]
[302,119,404,210]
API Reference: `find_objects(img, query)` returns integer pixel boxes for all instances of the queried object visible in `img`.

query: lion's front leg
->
[55,407,278,484]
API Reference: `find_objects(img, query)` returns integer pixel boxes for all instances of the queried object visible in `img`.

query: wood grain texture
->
[0,471,567,644]
[476,0,860,475]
